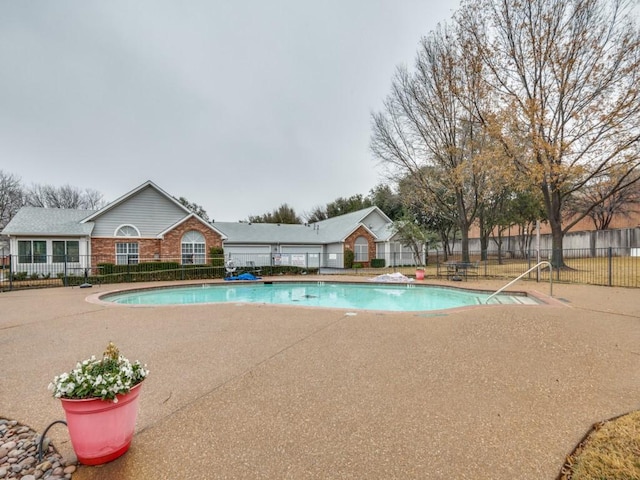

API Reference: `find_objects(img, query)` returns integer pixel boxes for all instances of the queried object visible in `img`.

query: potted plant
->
[48,342,149,465]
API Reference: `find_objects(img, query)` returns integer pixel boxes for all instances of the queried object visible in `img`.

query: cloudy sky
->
[0,1,459,221]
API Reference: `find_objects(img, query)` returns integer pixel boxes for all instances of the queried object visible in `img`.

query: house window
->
[115,225,140,237]
[354,236,369,262]
[116,243,139,265]
[53,241,80,263]
[18,240,47,263]
[181,230,205,264]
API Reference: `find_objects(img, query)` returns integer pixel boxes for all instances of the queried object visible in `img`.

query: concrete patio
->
[1,277,639,479]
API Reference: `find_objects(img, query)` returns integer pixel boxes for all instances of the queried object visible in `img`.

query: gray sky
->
[0,1,459,221]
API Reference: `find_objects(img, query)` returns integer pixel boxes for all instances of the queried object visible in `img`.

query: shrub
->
[12,272,27,281]
[97,262,181,275]
[344,249,354,269]
[371,258,386,268]
[210,247,224,267]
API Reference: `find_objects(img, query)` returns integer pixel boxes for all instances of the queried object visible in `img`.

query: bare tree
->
[303,206,328,223]
[371,21,497,262]
[0,170,24,231]
[462,0,640,266]
[24,184,105,210]
[566,168,640,230]
[83,188,106,210]
[177,196,210,222]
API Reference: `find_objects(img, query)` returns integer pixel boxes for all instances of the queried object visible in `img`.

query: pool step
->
[486,295,540,305]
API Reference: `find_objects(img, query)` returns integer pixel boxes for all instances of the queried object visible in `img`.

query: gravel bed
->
[0,418,76,480]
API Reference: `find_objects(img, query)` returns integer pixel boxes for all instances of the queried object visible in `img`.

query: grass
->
[354,256,640,288]
[559,410,640,480]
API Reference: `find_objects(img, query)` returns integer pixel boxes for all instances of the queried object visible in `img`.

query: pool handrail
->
[485,261,553,304]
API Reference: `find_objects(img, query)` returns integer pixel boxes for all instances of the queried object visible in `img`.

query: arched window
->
[182,230,206,264]
[115,225,140,237]
[115,225,140,265]
[354,236,369,262]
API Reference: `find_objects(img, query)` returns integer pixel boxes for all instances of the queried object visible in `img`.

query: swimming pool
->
[102,282,540,312]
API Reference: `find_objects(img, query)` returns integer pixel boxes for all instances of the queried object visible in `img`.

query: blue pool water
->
[103,282,538,312]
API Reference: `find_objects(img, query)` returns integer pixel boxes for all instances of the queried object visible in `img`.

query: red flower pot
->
[60,382,143,465]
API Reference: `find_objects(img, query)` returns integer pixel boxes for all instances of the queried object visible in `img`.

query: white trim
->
[340,223,377,243]
[81,180,192,223]
[157,213,227,239]
[114,224,141,237]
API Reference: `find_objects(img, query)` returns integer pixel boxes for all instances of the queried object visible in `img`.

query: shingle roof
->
[214,222,333,243]
[1,207,95,236]
[315,206,394,241]
[215,207,394,244]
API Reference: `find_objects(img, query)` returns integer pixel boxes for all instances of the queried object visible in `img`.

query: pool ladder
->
[485,261,553,304]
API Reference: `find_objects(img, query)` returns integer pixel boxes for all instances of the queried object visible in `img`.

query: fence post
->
[608,247,612,287]
[8,254,13,291]
[63,256,68,287]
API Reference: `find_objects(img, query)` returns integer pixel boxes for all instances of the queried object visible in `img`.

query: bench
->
[438,261,479,281]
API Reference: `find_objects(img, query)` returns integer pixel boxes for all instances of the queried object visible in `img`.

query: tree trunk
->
[480,234,488,261]
[549,223,564,268]
[478,213,488,261]
[460,228,470,263]
[496,232,503,265]
[546,193,565,268]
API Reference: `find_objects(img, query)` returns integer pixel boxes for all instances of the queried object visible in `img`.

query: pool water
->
[103,282,539,312]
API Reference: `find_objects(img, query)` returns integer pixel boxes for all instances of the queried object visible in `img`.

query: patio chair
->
[225,260,237,278]
[246,261,262,275]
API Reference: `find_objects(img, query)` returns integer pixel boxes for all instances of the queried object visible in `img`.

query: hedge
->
[371,258,386,268]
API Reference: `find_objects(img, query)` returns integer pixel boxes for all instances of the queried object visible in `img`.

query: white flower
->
[49,344,149,401]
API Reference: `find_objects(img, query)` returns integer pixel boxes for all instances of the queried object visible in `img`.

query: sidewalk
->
[1,279,639,479]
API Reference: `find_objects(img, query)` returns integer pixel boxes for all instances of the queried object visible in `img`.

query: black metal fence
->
[1,247,638,292]
[425,247,639,288]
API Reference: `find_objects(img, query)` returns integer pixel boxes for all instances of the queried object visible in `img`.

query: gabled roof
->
[315,206,391,229]
[314,206,393,242]
[216,206,394,244]
[1,207,96,236]
[81,180,193,223]
[159,213,227,239]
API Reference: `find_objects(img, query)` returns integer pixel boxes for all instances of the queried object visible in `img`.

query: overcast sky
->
[0,1,459,221]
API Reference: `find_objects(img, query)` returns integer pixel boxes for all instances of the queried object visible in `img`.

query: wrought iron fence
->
[0,247,638,292]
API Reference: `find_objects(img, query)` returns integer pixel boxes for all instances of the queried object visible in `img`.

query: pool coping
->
[85,278,553,314]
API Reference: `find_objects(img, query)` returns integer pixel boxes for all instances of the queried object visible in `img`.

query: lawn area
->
[356,256,640,288]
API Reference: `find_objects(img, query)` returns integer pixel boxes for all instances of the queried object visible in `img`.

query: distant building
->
[1,180,422,275]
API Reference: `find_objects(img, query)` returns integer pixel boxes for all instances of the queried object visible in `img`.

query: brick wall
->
[90,217,223,266]
[344,226,376,266]
[91,238,160,266]
[160,217,222,259]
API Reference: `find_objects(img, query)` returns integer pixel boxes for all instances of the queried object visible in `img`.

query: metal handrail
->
[485,261,553,304]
